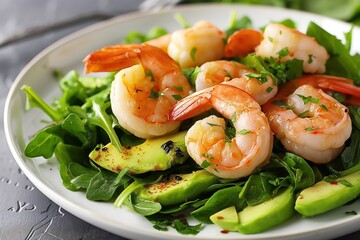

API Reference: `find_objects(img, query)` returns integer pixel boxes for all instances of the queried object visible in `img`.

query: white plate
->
[5,3,360,240]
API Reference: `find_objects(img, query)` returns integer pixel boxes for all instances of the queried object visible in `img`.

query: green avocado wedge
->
[137,170,219,206]
[237,188,295,234]
[210,206,239,231]
[88,131,188,174]
[295,170,360,217]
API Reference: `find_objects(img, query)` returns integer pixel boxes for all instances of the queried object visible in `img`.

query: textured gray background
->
[0,1,359,239]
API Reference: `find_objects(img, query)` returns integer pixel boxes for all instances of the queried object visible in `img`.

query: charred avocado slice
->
[89,131,188,174]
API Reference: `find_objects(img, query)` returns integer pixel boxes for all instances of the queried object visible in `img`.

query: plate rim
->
[4,3,360,240]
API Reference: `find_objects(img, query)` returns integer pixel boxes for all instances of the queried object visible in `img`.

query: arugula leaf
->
[306,21,360,84]
[86,169,131,201]
[68,100,122,152]
[24,124,63,158]
[21,85,64,121]
[54,142,90,191]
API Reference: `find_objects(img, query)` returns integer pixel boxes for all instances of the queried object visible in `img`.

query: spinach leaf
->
[272,153,315,190]
[191,185,244,223]
[340,128,360,169]
[239,174,274,206]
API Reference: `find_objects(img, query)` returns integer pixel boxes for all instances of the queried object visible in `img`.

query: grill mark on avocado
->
[161,140,174,154]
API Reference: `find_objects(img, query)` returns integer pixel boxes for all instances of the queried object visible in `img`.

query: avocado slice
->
[89,131,188,174]
[237,188,295,234]
[295,170,360,217]
[137,170,219,206]
[210,206,239,231]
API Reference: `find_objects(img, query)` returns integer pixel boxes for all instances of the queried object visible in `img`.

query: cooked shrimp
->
[167,21,226,68]
[170,84,273,179]
[263,84,352,164]
[83,44,192,138]
[195,60,278,105]
[224,29,263,58]
[255,23,329,73]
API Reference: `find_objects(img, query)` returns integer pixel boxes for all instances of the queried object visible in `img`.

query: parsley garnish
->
[246,71,268,84]
[149,88,163,98]
[145,69,155,82]
[305,126,318,131]
[173,85,183,91]
[172,94,182,100]
[190,47,197,62]
[277,47,290,57]
[298,110,310,118]
[202,153,214,159]
[320,104,328,111]
[266,87,273,93]
[273,100,293,110]
[238,129,251,134]
[296,94,320,104]
[201,160,213,168]
[308,54,313,64]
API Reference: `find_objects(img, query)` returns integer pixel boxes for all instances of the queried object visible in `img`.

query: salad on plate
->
[21,11,360,236]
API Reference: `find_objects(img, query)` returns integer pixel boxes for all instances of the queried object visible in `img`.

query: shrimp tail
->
[83,44,141,74]
[170,89,213,121]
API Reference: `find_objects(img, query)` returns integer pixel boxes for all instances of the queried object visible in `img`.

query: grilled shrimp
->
[170,84,273,179]
[83,44,192,138]
[263,82,352,164]
[255,23,329,73]
[167,21,226,68]
[195,60,278,105]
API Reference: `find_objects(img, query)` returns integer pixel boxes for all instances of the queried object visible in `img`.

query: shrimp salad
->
[22,13,360,236]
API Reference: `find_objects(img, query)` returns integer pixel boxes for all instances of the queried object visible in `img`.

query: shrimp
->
[195,60,278,105]
[170,84,273,179]
[262,83,352,164]
[224,29,263,58]
[255,23,329,73]
[167,21,226,68]
[83,44,192,138]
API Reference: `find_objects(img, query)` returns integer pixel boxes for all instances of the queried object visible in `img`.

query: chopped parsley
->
[273,100,293,110]
[298,110,310,118]
[277,47,290,57]
[190,47,197,62]
[202,153,214,159]
[296,94,320,104]
[173,85,184,91]
[246,71,268,84]
[266,87,273,93]
[172,94,182,100]
[238,129,251,134]
[201,160,213,168]
[304,126,318,131]
[149,88,163,98]
[320,104,328,111]
[308,54,314,64]
[145,69,155,82]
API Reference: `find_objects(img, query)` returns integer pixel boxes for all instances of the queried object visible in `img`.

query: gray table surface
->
[1,1,359,239]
